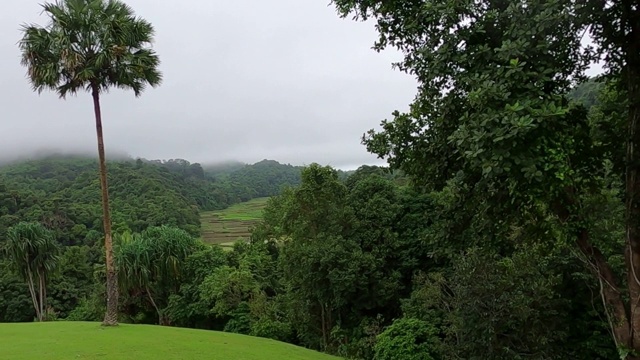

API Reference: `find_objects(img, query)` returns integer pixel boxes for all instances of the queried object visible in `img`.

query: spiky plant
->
[4,222,60,322]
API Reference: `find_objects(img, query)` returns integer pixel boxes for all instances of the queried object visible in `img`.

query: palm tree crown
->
[18,0,162,98]
[5,222,59,281]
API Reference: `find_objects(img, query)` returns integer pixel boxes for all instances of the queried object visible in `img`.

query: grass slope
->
[200,197,269,248]
[0,322,341,360]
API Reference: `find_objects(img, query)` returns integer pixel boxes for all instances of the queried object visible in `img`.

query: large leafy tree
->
[18,0,162,326]
[585,0,640,354]
[3,222,60,322]
[330,0,640,356]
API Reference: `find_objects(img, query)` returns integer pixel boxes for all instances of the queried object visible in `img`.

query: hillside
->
[0,157,205,242]
[204,159,356,197]
[204,159,303,203]
[0,156,306,244]
[200,197,269,248]
[0,322,341,360]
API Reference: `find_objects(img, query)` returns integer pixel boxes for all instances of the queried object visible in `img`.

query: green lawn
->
[0,322,341,360]
[200,197,269,247]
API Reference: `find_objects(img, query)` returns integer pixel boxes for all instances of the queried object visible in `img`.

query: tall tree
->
[18,0,162,326]
[586,0,640,354]
[331,0,640,356]
[3,222,60,322]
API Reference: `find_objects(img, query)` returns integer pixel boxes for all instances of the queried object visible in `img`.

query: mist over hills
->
[0,153,359,215]
[0,148,365,172]
[0,148,133,167]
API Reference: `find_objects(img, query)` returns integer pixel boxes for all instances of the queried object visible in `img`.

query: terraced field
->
[200,197,269,249]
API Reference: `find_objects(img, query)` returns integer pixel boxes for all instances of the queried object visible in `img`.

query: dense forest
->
[0,125,618,359]
[0,157,308,240]
[4,0,640,359]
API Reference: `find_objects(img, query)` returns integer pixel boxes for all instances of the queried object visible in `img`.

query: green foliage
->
[4,222,60,321]
[0,260,33,322]
[222,302,253,335]
[0,155,307,328]
[200,265,259,317]
[48,245,96,318]
[330,0,637,355]
[116,226,200,324]
[6,0,638,357]
[254,161,619,358]
[0,157,623,359]
[219,160,302,201]
[374,318,440,360]
[251,164,435,355]
[250,317,294,343]
[0,157,305,245]
[195,241,283,339]
[164,245,227,328]
[65,297,103,322]
[204,159,355,203]
[568,78,606,109]
[0,158,203,241]
[335,0,594,192]
[444,247,584,358]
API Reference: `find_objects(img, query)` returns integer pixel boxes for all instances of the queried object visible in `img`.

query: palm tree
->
[18,0,162,326]
[4,222,60,322]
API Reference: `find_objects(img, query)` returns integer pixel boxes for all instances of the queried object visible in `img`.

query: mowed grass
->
[0,322,341,360]
[200,197,269,249]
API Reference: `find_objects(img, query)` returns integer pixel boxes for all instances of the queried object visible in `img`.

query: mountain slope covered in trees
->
[0,156,309,244]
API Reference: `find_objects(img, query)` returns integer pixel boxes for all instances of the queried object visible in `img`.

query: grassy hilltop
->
[0,322,341,360]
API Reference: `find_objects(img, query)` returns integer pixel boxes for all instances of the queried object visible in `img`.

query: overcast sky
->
[0,0,418,169]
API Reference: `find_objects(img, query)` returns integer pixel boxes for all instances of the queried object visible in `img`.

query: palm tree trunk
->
[92,85,118,326]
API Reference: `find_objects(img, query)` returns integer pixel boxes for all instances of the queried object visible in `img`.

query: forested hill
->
[204,159,304,201]
[0,156,313,244]
[203,159,355,192]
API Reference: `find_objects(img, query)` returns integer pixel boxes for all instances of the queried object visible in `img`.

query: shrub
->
[374,318,440,360]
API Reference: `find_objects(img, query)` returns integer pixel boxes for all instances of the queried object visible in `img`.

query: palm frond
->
[4,222,60,281]
[18,0,162,99]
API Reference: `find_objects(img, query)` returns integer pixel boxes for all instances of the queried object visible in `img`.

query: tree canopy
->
[333,0,640,356]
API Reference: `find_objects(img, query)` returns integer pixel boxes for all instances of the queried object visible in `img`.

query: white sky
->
[0,1,604,169]
[0,0,418,169]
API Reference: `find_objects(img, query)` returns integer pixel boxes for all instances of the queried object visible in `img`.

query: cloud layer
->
[0,0,418,169]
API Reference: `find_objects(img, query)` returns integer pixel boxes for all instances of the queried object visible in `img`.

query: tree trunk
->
[320,301,327,350]
[25,265,41,321]
[92,85,118,327]
[145,286,166,325]
[624,2,640,354]
[554,194,633,353]
[575,230,631,349]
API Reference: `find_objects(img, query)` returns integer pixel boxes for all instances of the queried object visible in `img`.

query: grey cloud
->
[0,0,417,169]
